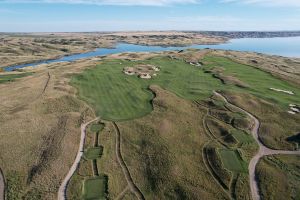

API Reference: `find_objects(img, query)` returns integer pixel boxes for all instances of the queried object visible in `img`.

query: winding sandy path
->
[0,168,4,200]
[112,122,145,200]
[58,117,99,200]
[214,91,300,200]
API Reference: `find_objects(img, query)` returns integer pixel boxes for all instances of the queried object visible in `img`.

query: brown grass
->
[221,90,300,150]
[115,85,229,199]
[0,58,98,199]
[256,155,300,200]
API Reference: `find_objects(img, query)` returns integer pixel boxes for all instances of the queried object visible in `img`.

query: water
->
[4,37,300,71]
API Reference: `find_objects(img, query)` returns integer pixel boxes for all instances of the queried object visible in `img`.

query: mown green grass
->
[203,56,300,108]
[218,149,248,173]
[72,55,300,121]
[0,72,33,84]
[71,57,222,120]
[83,147,103,160]
[230,130,254,144]
[90,123,105,133]
[82,176,107,200]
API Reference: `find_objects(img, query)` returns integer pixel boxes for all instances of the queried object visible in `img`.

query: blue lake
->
[4,36,300,71]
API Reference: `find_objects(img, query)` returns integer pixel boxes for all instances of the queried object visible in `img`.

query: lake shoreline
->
[3,36,300,71]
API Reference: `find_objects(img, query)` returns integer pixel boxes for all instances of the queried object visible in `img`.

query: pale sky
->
[0,0,299,32]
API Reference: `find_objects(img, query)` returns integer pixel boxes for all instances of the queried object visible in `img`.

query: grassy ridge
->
[0,72,33,84]
[203,56,300,108]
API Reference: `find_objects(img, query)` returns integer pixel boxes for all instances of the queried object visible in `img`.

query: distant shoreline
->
[1,30,300,38]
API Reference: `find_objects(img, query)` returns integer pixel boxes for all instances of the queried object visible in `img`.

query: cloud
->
[0,0,201,6]
[220,0,300,7]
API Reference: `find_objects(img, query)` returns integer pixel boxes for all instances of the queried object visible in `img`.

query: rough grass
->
[203,56,300,109]
[115,85,229,199]
[206,117,237,146]
[256,155,300,200]
[0,58,96,199]
[234,174,252,200]
[231,130,254,144]
[218,149,248,173]
[222,90,300,150]
[0,72,33,83]
[206,147,232,190]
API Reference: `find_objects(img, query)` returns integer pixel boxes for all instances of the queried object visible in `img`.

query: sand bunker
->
[123,64,160,79]
[288,104,300,115]
[270,88,294,95]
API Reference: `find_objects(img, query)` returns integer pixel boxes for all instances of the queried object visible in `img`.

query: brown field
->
[0,32,227,68]
[0,58,101,199]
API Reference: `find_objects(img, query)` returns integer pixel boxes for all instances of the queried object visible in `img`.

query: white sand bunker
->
[270,88,294,95]
[123,64,160,79]
[288,104,300,115]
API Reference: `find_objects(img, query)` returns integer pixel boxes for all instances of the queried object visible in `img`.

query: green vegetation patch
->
[206,147,232,189]
[0,72,33,84]
[203,56,300,108]
[83,147,103,160]
[82,176,108,200]
[71,57,222,121]
[218,149,247,173]
[72,55,300,121]
[90,123,105,133]
[231,130,254,144]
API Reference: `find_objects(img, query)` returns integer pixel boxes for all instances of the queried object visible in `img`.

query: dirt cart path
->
[58,118,99,200]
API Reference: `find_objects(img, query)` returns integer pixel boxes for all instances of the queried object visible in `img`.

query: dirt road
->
[112,122,145,200]
[214,91,300,200]
[0,168,4,200]
[58,118,99,200]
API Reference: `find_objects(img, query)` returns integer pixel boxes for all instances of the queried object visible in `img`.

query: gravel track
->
[58,117,99,200]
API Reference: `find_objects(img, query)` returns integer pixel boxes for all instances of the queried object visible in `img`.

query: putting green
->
[90,123,105,133]
[218,149,248,172]
[82,176,107,200]
[83,147,103,160]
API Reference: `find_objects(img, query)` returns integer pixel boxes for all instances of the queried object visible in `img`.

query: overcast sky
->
[0,0,300,32]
